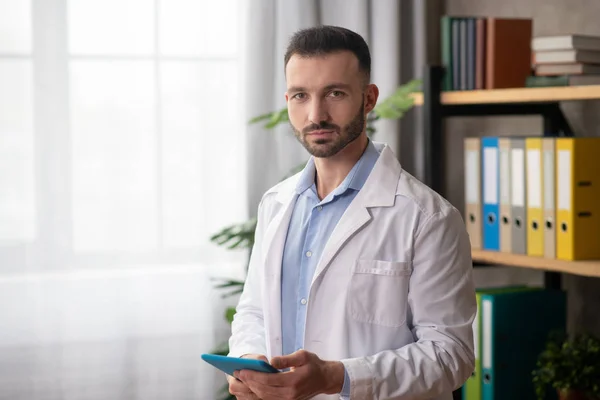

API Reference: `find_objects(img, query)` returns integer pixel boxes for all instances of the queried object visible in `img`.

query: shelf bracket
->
[422,65,445,193]
[542,103,574,137]
[544,271,562,290]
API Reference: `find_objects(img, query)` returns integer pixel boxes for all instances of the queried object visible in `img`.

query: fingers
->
[234,394,261,400]
[228,375,256,398]
[270,349,311,370]
[229,376,264,400]
[234,393,261,400]
[241,354,269,363]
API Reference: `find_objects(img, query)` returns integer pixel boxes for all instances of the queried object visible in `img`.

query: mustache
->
[302,122,340,134]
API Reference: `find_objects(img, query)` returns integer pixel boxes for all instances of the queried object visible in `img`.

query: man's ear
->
[364,84,379,114]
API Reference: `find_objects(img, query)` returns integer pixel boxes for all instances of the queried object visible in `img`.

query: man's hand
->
[228,354,268,400]
[233,350,345,400]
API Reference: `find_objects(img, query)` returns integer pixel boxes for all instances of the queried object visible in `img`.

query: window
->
[0,1,34,245]
[0,0,247,271]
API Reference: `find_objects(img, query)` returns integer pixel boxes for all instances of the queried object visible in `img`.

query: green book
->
[525,74,600,87]
[525,75,570,87]
[441,15,454,91]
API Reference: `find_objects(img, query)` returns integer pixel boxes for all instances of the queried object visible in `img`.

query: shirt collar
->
[295,158,317,194]
[346,139,380,191]
[295,139,381,196]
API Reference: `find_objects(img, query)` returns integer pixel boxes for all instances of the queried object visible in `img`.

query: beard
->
[291,101,365,158]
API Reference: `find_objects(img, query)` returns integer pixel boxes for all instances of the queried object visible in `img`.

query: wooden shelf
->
[472,249,600,278]
[411,85,600,106]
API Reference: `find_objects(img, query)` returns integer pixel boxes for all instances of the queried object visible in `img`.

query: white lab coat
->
[229,142,476,399]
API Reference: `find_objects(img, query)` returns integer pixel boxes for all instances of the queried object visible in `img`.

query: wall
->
[443,0,600,336]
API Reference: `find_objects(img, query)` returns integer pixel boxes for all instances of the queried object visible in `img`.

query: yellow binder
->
[526,138,544,256]
[556,138,600,260]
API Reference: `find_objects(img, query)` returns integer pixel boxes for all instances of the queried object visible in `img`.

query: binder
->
[526,138,544,256]
[556,138,600,260]
[542,138,556,259]
[464,138,482,249]
[510,138,527,254]
[481,289,567,400]
[499,138,512,253]
[462,286,533,400]
[482,137,500,251]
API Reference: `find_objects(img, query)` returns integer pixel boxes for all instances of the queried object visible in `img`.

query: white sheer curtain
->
[0,1,246,399]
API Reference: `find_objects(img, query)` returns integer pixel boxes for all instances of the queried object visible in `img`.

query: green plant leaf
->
[210,278,245,289]
[373,78,421,120]
[532,331,600,400]
[225,307,236,323]
[249,107,289,129]
[222,287,244,298]
[248,111,277,124]
[209,340,230,356]
[209,218,257,250]
[265,108,290,128]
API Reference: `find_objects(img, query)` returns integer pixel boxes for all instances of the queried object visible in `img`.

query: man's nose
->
[308,99,329,124]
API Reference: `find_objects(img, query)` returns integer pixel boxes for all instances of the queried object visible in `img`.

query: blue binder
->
[481,289,566,400]
[482,137,500,250]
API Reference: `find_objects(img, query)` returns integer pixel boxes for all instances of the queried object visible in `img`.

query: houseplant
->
[208,78,421,399]
[532,332,600,400]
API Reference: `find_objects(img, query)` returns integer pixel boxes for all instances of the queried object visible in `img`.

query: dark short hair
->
[284,25,371,83]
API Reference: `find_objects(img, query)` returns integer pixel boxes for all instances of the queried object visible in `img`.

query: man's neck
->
[313,136,369,200]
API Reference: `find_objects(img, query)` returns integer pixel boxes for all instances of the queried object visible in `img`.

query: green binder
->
[462,285,536,400]
[481,288,566,400]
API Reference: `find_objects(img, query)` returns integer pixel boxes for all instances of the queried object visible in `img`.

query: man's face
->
[285,51,377,158]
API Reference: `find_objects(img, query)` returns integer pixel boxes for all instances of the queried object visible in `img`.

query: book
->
[532,34,600,52]
[441,16,486,91]
[486,18,533,89]
[525,74,600,87]
[534,49,600,64]
[534,63,600,76]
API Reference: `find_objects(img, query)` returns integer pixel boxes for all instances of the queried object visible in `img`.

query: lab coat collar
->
[274,142,401,209]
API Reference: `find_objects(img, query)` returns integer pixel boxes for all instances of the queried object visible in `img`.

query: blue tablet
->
[201,354,280,376]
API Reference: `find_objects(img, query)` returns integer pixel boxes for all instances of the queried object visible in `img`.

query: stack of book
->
[528,34,600,87]
[440,16,533,91]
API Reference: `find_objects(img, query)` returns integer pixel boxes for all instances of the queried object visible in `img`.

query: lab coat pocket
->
[349,259,412,327]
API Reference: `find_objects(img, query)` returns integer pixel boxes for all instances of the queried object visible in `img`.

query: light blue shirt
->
[280,139,380,398]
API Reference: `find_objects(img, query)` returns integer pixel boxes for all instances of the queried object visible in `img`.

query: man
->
[227,25,476,400]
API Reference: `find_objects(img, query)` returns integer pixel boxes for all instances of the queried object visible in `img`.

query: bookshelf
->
[472,250,600,278]
[418,65,600,286]
[411,84,600,105]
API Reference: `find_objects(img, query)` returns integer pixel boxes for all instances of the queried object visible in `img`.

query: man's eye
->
[329,90,344,97]
[293,93,306,100]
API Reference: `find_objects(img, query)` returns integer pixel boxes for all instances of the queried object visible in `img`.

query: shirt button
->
[306,251,312,257]
[300,298,307,305]
[317,206,323,211]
